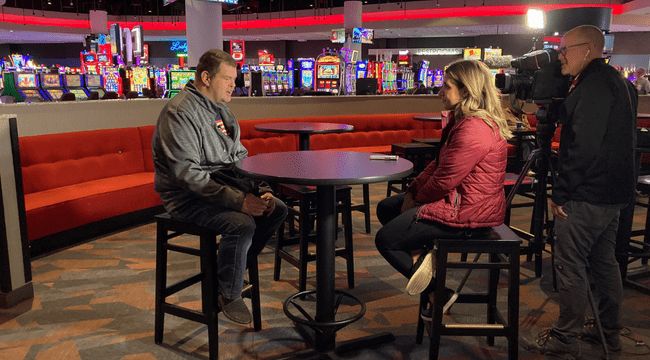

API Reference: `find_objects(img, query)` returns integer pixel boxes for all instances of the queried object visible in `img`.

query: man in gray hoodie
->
[152,49,287,324]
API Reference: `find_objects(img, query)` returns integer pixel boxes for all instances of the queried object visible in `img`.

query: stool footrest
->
[165,273,203,297]
[166,243,202,257]
[162,303,208,324]
[445,261,511,270]
[443,324,505,330]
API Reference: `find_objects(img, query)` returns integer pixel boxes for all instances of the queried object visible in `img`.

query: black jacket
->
[553,58,637,206]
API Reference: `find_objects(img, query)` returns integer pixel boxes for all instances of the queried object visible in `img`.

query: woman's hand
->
[401,192,418,213]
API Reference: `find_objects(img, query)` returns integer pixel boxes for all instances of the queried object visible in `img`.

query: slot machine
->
[130,67,149,96]
[298,58,315,90]
[102,67,121,95]
[166,70,195,98]
[84,74,107,98]
[62,73,90,100]
[40,73,67,101]
[314,54,341,94]
[14,72,48,102]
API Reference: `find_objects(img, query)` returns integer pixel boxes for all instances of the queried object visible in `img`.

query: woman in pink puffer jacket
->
[375,59,512,304]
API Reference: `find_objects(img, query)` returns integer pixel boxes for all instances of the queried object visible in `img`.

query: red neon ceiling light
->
[0,4,622,32]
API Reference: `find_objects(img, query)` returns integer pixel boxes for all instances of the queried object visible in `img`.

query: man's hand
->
[260,192,276,216]
[550,200,568,221]
[401,192,418,213]
[241,193,269,216]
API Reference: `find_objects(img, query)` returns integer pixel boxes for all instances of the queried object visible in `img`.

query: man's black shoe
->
[520,329,581,360]
[579,318,622,352]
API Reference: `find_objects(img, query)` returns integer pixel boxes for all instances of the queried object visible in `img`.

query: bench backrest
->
[19,127,146,194]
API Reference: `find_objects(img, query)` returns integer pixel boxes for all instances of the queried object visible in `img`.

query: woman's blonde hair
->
[444,59,512,140]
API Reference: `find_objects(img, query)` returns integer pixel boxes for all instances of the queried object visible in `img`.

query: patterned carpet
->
[2,182,650,360]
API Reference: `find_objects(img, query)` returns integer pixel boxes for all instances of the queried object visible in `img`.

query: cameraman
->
[521,25,637,358]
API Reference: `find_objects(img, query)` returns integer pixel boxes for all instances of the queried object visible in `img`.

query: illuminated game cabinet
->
[84,74,106,98]
[63,73,90,100]
[314,55,341,94]
[40,73,66,101]
[154,69,167,95]
[102,67,121,95]
[433,69,443,88]
[299,58,315,90]
[15,72,48,102]
[166,70,195,98]
[130,67,149,96]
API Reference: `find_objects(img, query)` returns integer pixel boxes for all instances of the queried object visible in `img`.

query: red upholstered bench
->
[20,127,163,254]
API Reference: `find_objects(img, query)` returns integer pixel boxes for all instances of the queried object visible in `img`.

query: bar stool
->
[387,142,437,196]
[274,184,355,292]
[630,175,650,264]
[154,213,261,360]
[415,224,521,360]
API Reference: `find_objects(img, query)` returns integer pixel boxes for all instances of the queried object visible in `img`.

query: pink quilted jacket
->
[408,116,507,228]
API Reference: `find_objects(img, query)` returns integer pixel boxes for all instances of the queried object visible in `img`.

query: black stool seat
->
[416,224,521,360]
[275,183,355,292]
[387,142,437,196]
[154,213,261,360]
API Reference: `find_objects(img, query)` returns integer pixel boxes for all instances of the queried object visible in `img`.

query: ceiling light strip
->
[0,4,622,31]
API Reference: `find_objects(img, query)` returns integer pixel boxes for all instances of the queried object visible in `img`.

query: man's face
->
[558,33,592,77]
[202,64,236,104]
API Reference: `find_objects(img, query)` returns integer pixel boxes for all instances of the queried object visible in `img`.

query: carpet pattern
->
[1,183,650,360]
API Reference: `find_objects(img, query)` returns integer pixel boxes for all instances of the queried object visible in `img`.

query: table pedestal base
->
[283,289,395,356]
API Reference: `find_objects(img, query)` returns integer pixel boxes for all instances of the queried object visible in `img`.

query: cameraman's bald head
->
[566,25,604,54]
[559,25,604,76]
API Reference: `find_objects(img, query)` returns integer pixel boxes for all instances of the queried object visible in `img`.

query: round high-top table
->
[254,122,354,151]
[236,150,413,353]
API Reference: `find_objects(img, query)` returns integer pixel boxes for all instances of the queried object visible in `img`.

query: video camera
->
[486,49,570,148]
[490,49,569,104]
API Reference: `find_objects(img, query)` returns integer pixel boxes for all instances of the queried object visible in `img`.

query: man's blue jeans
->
[170,197,287,300]
[553,200,625,343]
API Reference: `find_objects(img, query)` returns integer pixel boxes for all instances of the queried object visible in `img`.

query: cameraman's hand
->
[550,200,567,221]
[241,193,269,217]
[260,192,276,216]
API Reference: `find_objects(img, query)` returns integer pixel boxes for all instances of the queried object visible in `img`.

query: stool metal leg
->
[508,249,520,360]
[200,233,219,360]
[154,220,167,345]
[487,252,499,346]
[362,184,371,234]
[429,246,449,360]
[342,192,355,289]
[248,257,263,332]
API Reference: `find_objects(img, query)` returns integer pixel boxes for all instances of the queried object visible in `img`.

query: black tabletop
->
[254,122,354,134]
[235,150,413,186]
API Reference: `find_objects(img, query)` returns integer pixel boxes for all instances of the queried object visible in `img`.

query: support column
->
[185,0,223,68]
[344,1,362,56]
[0,115,33,309]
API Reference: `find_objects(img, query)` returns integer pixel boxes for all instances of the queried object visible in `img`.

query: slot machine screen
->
[21,89,42,98]
[86,74,102,87]
[11,55,25,68]
[318,64,339,79]
[85,54,96,62]
[42,74,61,87]
[97,54,109,63]
[170,71,195,90]
[65,74,82,87]
[48,89,65,100]
[69,89,88,100]
[17,73,38,88]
